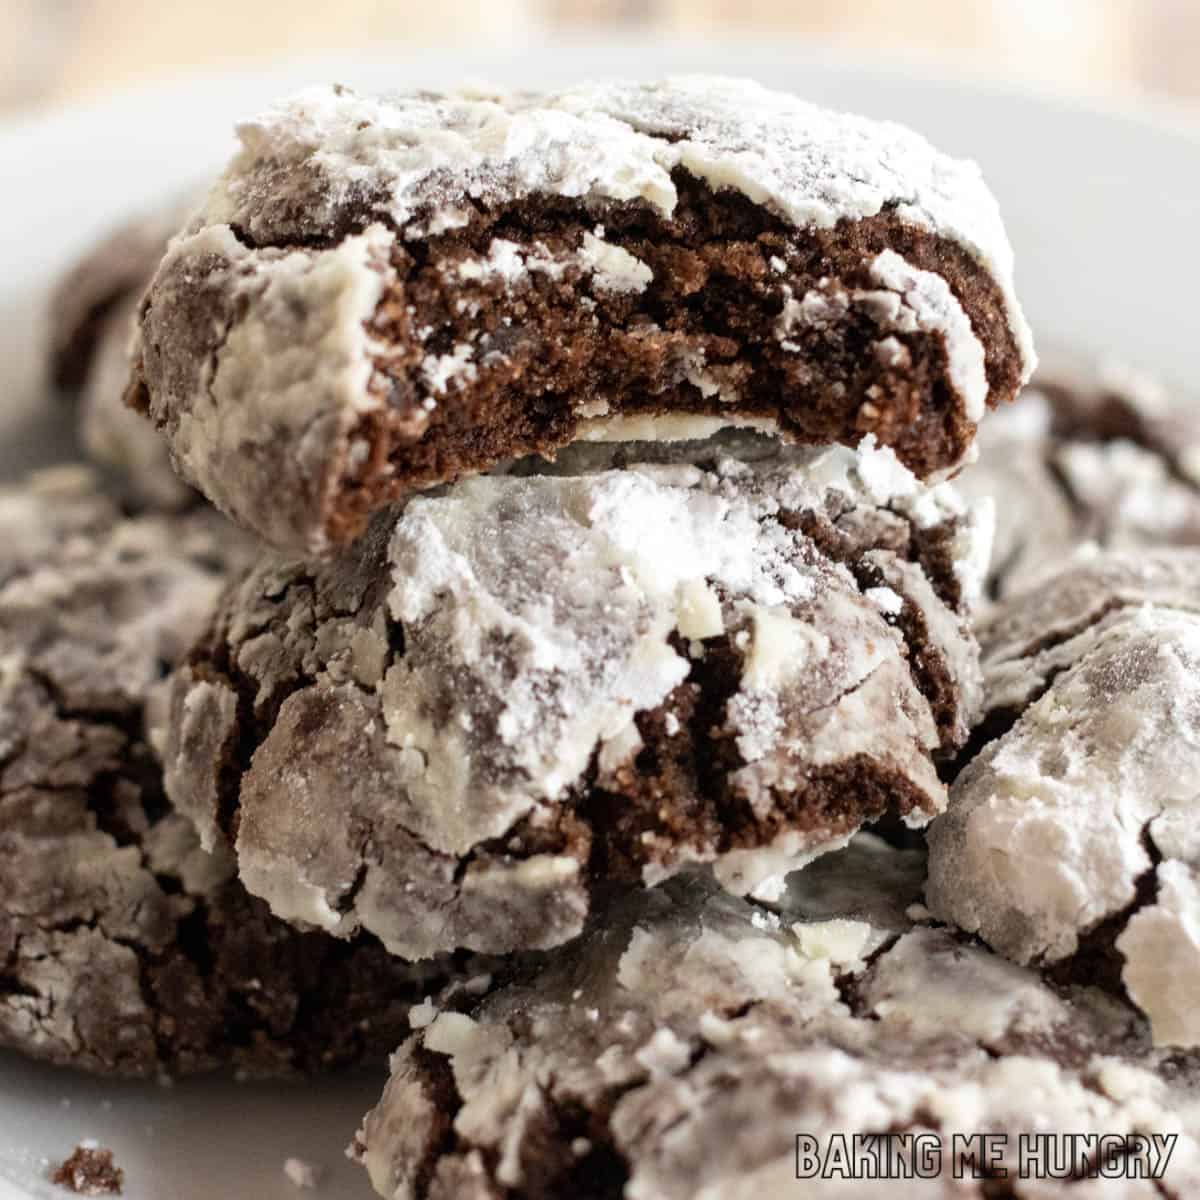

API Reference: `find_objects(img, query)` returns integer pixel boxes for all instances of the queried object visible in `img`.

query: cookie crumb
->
[283,1158,322,1189]
[50,1145,123,1195]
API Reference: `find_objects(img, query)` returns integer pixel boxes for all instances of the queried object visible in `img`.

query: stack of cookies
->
[17,75,1200,1196]
[130,76,1033,953]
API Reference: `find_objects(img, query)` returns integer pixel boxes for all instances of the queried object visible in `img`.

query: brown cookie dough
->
[0,468,450,1078]
[128,77,1033,552]
[48,204,195,511]
[163,442,986,959]
[959,355,1200,598]
[353,835,1200,1200]
[927,550,1200,1048]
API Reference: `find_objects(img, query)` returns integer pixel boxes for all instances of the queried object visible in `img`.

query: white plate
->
[0,39,1197,1200]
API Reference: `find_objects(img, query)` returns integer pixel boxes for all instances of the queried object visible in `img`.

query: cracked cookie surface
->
[0,468,449,1077]
[353,835,1200,1199]
[128,76,1033,552]
[48,202,195,511]
[927,549,1200,1048]
[164,441,985,959]
[959,356,1200,598]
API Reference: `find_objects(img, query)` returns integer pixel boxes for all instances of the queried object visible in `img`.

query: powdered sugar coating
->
[928,550,1200,1048]
[956,390,1077,598]
[78,292,194,511]
[979,551,1200,716]
[208,77,1028,355]
[140,222,395,550]
[47,200,197,511]
[958,356,1200,598]
[165,445,984,958]
[354,836,1200,1200]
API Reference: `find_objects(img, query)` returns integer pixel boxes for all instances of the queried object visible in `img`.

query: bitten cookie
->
[128,76,1034,552]
[959,356,1200,598]
[163,441,986,959]
[48,204,195,511]
[0,468,451,1078]
[927,550,1200,1048]
[353,835,1200,1200]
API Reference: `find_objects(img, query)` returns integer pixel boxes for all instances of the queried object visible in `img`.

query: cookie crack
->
[1043,822,1162,998]
[831,930,905,1019]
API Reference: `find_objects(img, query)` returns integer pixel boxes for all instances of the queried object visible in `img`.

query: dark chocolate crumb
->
[51,1146,124,1196]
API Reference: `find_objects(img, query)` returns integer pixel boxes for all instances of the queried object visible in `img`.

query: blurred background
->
[1,0,1199,115]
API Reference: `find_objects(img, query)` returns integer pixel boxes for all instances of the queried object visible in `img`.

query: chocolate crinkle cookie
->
[128,76,1033,553]
[959,354,1200,598]
[927,549,1200,1048]
[163,439,986,960]
[353,835,1200,1200]
[48,202,196,512]
[0,468,450,1078]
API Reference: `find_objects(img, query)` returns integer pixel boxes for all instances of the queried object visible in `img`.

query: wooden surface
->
[2,0,1198,113]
